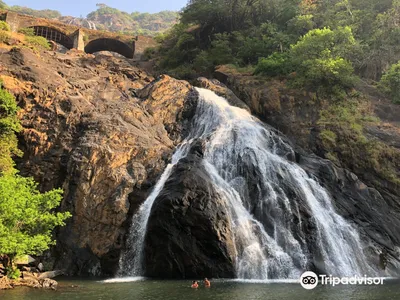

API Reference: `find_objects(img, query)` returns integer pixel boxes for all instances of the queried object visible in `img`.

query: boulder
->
[144,144,236,278]
[195,77,250,112]
[21,271,39,280]
[38,270,64,279]
[15,255,36,265]
[37,263,44,272]
[40,278,58,290]
[0,277,12,290]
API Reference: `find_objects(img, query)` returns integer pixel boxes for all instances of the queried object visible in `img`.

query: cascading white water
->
[118,146,188,276]
[119,87,376,279]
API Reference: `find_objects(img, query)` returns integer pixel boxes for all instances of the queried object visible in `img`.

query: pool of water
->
[1,278,400,300]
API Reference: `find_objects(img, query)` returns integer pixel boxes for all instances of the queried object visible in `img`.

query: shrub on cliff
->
[0,21,10,32]
[18,27,35,36]
[0,31,10,44]
[290,27,356,98]
[379,61,400,104]
[318,98,399,187]
[18,28,51,50]
[255,52,293,77]
[0,81,22,174]
[143,47,157,60]
[25,36,51,50]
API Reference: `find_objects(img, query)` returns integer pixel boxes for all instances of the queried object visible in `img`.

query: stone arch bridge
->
[1,11,156,59]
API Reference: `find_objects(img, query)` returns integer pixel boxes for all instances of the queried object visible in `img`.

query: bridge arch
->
[84,38,134,58]
[30,26,74,49]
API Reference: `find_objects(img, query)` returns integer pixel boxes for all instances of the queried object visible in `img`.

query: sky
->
[4,0,189,16]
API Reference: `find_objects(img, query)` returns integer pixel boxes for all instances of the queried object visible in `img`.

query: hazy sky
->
[4,0,188,16]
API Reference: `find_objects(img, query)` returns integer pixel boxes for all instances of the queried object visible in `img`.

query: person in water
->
[204,278,211,287]
[191,280,199,288]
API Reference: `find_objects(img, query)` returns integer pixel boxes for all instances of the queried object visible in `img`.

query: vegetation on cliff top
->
[85,4,178,36]
[157,0,400,96]
[0,0,61,19]
[0,82,70,277]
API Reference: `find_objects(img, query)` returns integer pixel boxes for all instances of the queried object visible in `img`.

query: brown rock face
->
[195,77,250,112]
[0,277,12,290]
[0,47,195,276]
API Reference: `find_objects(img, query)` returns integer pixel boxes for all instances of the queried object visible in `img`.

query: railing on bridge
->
[32,26,74,49]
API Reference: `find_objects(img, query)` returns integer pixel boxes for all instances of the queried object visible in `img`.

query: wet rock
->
[40,278,58,290]
[213,66,400,273]
[144,149,236,278]
[195,77,250,112]
[299,154,400,273]
[38,270,63,279]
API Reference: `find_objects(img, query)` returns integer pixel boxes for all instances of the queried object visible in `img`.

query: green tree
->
[0,172,71,273]
[379,61,400,104]
[255,52,293,76]
[0,21,10,32]
[0,82,22,174]
[193,50,213,74]
[290,27,356,97]
[158,0,400,83]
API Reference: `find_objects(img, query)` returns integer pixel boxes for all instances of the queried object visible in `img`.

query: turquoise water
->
[1,278,400,300]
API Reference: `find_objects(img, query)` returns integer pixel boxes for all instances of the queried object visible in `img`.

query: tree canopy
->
[157,0,400,98]
[289,27,356,96]
[379,60,400,104]
[0,173,70,259]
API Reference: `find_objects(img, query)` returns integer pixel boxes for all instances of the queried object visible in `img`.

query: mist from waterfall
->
[119,87,377,279]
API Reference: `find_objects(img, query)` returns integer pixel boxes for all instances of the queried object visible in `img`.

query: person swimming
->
[191,280,199,288]
[204,278,211,287]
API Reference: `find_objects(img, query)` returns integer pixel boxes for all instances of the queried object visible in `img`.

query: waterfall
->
[119,87,376,279]
[118,146,188,276]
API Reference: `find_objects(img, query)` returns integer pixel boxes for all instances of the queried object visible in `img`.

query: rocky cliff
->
[1,45,400,278]
[0,46,196,276]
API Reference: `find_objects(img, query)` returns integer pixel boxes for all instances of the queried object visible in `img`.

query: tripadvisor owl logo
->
[300,271,318,290]
[300,271,385,289]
